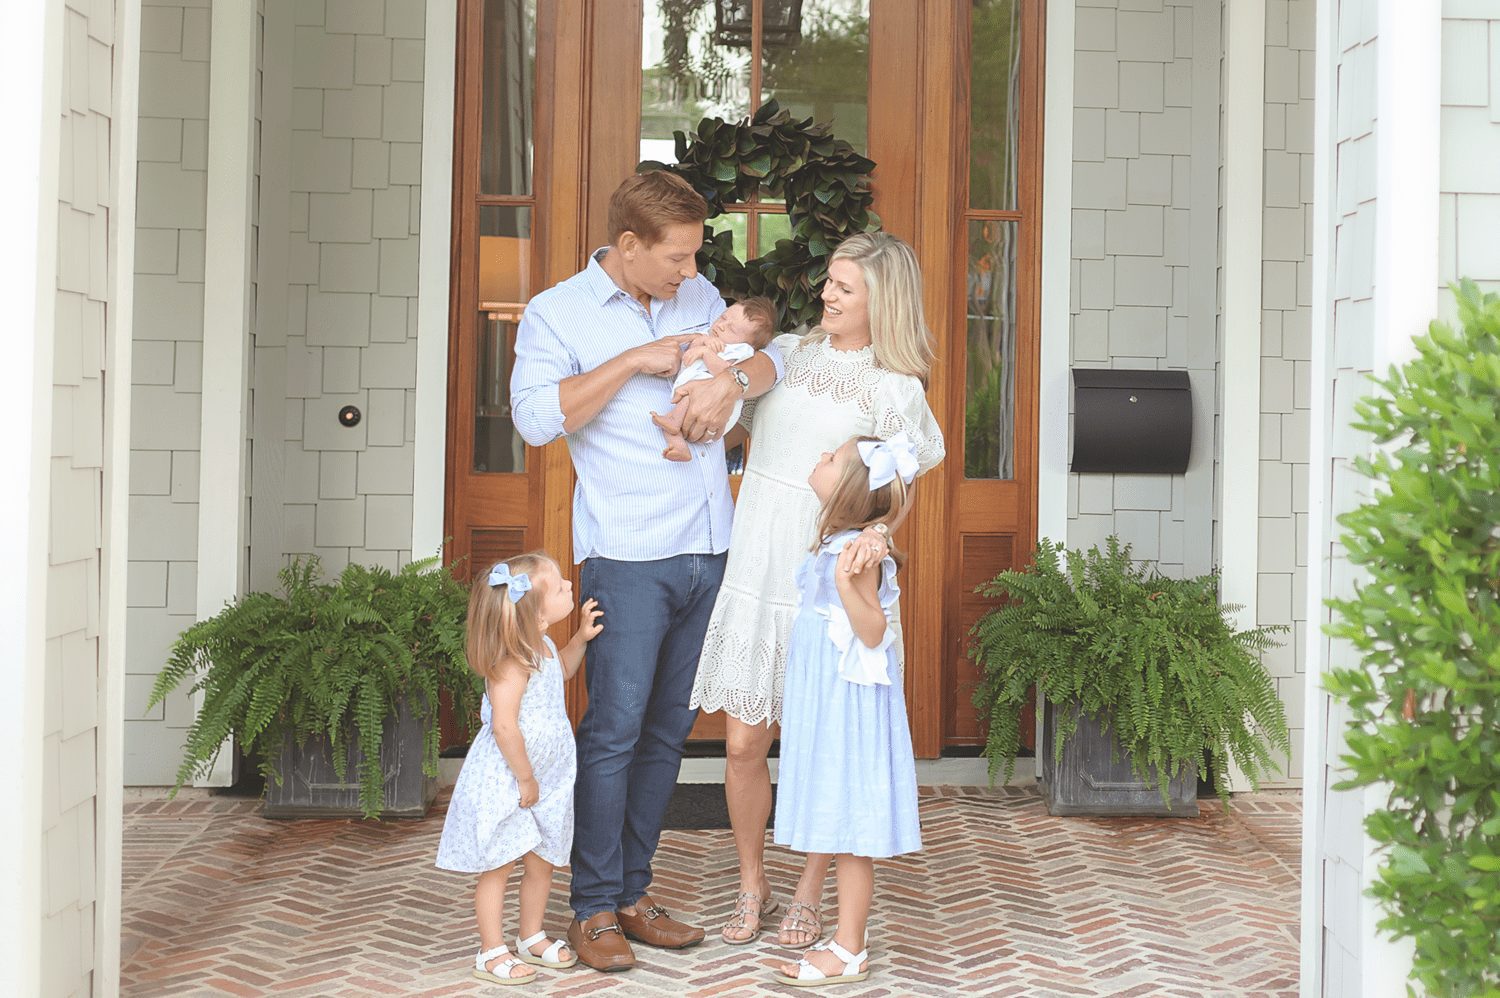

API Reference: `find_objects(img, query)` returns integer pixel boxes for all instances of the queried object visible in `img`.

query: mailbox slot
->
[1071,369,1192,474]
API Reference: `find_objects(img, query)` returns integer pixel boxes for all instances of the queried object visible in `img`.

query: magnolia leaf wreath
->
[639,99,879,331]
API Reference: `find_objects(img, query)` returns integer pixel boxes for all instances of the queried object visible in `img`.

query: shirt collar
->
[585,248,634,306]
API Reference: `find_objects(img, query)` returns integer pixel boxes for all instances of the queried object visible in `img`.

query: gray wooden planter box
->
[262,698,437,819]
[1040,700,1198,817]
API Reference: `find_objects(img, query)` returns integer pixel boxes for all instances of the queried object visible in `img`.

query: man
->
[510,171,782,972]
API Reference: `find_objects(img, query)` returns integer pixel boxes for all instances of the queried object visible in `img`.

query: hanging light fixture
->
[713,0,803,49]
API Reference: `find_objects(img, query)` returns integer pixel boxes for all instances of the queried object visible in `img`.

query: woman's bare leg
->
[778,852,834,946]
[721,714,778,941]
[475,863,533,979]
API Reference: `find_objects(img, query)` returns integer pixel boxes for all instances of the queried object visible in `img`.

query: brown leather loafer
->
[617,894,706,950]
[567,912,635,972]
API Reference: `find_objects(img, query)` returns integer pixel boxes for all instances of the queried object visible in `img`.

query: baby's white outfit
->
[672,341,755,427]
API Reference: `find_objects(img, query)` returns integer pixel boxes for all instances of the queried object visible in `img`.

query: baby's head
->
[712,296,777,349]
[466,551,572,679]
[807,435,913,559]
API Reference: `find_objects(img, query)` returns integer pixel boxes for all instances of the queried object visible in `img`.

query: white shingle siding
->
[1258,0,1314,787]
[281,0,423,576]
[42,0,122,989]
[1439,10,1500,298]
[126,0,209,786]
[1067,0,1218,584]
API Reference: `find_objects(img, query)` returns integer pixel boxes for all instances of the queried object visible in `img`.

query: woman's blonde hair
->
[803,232,935,385]
[812,436,908,567]
[466,550,555,682]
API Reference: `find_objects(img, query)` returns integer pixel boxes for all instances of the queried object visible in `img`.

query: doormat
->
[662,782,776,830]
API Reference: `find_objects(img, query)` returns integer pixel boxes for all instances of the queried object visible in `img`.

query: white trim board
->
[1036,0,1075,780]
[412,0,459,563]
[1219,0,1265,636]
[195,0,260,787]
[98,0,144,988]
[1299,0,1338,990]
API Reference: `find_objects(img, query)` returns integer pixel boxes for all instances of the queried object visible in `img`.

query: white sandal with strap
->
[473,944,534,985]
[515,930,577,969]
[773,938,870,987]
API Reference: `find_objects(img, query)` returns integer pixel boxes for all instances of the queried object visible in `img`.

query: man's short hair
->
[608,171,710,246]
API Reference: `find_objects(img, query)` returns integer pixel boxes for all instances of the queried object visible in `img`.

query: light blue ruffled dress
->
[773,531,922,859]
[436,636,576,872]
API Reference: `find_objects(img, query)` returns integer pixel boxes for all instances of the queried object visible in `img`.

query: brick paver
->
[121,785,1300,997]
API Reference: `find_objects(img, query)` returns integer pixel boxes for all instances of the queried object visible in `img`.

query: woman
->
[690,232,945,947]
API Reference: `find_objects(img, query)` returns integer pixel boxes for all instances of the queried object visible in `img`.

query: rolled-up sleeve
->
[510,303,576,446]
[763,338,786,382]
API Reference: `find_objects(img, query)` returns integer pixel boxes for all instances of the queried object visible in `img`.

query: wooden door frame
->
[444,0,1045,755]
[908,0,1044,757]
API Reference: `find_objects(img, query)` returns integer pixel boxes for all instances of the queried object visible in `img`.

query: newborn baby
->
[652,296,776,461]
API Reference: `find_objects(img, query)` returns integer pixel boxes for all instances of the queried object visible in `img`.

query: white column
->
[1219,0,1266,635]
[194,0,259,787]
[0,2,63,992]
[412,0,460,563]
[1358,0,1438,987]
[98,0,144,989]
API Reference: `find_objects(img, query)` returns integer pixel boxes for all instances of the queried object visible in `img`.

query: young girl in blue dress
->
[772,434,923,987]
[436,552,602,986]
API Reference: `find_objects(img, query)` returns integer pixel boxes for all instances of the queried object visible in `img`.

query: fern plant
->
[1323,280,1500,996]
[147,556,482,819]
[970,537,1291,806]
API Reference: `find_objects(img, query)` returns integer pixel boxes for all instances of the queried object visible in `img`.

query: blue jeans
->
[569,553,725,920]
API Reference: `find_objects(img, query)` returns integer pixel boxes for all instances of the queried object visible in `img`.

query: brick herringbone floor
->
[120,785,1301,997]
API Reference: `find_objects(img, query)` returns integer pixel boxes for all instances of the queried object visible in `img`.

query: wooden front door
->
[447,0,1042,756]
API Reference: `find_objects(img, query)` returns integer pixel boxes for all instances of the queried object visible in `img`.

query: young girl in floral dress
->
[436,552,601,986]
[771,434,923,987]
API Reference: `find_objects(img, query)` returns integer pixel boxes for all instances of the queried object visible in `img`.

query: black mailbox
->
[1071,369,1192,474]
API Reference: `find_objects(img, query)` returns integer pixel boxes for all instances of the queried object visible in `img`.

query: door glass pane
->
[640,0,753,164]
[756,210,791,255]
[761,0,870,154]
[709,210,748,256]
[970,0,1021,211]
[475,206,533,474]
[480,0,538,196]
[965,219,1016,480]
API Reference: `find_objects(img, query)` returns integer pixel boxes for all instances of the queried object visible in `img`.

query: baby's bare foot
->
[662,440,692,461]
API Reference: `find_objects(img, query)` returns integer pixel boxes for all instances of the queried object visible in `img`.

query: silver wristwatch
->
[729,367,751,394]
[870,522,892,542]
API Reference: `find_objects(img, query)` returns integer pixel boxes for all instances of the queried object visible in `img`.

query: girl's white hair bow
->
[857,431,919,490]
[487,563,531,604]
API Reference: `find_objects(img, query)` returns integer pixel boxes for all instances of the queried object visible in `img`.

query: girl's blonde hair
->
[813,436,909,566]
[466,550,555,681]
[803,232,935,385]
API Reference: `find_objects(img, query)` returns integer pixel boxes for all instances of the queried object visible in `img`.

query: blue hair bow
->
[487,563,532,603]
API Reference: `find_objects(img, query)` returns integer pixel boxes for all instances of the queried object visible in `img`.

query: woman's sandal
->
[515,931,577,969]
[772,939,870,987]
[473,945,535,986]
[776,900,823,949]
[720,890,780,945]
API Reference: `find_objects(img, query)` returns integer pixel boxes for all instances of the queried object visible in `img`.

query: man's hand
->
[628,335,692,378]
[672,369,740,443]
